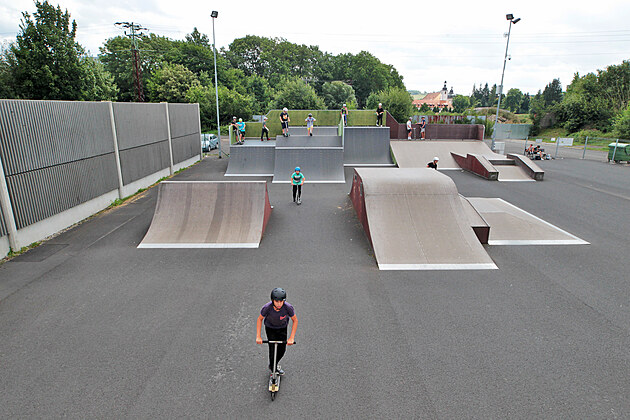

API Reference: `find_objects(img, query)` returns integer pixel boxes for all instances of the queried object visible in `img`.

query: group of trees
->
[0,1,117,101]
[0,2,408,130]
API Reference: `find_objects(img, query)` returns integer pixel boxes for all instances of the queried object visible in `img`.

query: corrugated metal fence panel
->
[0,205,7,237]
[113,102,171,185]
[112,102,168,150]
[0,100,115,176]
[0,99,119,229]
[495,124,532,140]
[119,141,171,186]
[6,154,119,229]
[168,104,200,164]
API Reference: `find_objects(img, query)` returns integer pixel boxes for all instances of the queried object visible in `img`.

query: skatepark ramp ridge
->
[350,168,497,270]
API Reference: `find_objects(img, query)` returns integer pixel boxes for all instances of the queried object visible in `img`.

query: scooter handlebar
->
[262,340,296,344]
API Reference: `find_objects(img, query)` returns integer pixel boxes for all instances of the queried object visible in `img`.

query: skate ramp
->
[275,135,342,147]
[466,198,588,245]
[225,142,275,176]
[391,140,503,170]
[272,147,345,183]
[138,181,272,248]
[350,168,497,270]
[494,165,536,182]
[297,125,339,136]
[344,127,394,166]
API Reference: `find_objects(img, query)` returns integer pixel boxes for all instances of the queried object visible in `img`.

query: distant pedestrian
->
[376,103,384,127]
[406,117,412,140]
[305,113,316,136]
[419,116,427,140]
[427,156,439,170]
[280,107,290,137]
[261,116,270,141]
[291,166,305,205]
[237,118,246,143]
[341,103,349,126]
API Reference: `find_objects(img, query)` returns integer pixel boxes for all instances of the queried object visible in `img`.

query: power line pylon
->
[115,22,148,102]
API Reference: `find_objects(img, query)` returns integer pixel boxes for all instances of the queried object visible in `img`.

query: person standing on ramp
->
[261,116,270,141]
[341,103,349,126]
[376,103,384,126]
[280,107,290,137]
[291,167,305,204]
[305,113,316,136]
[256,288,298,376]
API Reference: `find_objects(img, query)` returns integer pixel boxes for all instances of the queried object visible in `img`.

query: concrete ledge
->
[507,153,545,180]
[451,153,499,180]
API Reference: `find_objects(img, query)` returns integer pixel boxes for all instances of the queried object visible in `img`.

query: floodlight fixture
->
[506,13,513,20]
[211,11,218,18]
[512,17,521,24]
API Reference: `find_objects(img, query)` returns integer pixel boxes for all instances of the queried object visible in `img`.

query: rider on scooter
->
[256,288,298,375]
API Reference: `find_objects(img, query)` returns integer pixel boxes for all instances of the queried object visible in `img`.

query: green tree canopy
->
[452,95,470,113]
[367,87,413,123]
[186,83,253,131]
[271,78,325,110]
[147,63,200,103]
[504,88,523,113]
[321,81,356,110]
[6,1,95,100]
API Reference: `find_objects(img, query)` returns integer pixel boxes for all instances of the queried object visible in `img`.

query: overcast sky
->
[2,0,630,96]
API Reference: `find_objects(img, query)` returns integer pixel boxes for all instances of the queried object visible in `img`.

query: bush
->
[613,105,630,139]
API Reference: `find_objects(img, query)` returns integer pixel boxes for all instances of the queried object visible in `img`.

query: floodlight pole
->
[211,11,222,158]
[492,15,519,151]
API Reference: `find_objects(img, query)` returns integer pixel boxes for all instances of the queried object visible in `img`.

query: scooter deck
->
[268,374,280,392]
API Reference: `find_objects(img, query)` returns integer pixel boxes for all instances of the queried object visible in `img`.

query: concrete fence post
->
[163,102,174,175]
[106,101,125,199]
[611,138,620,162]
[582,136,588,159]
[196,103,203,160]
[0,157,19,252]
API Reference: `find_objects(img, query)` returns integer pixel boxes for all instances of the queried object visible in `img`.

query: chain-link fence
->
[497,136,630,163]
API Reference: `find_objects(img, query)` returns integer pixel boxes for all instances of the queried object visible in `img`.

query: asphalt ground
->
[1,151,630,418]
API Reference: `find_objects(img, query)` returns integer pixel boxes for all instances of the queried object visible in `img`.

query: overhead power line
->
[115,22,148,102]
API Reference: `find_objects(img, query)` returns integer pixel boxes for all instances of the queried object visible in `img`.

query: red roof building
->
[413,81,454,110]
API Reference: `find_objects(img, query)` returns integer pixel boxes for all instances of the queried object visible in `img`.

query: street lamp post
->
[211,11,222,158]
[492,14,521,152]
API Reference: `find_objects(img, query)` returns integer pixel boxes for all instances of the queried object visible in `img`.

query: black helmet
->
[271,287,286,301]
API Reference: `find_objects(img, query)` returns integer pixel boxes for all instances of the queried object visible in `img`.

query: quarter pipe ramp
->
[138,181,272,248]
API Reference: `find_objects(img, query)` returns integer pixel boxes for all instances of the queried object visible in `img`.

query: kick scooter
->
[262,340,296,401]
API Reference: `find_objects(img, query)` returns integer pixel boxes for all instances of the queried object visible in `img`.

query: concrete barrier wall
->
[386,112,483,140]
[0,99,201,255]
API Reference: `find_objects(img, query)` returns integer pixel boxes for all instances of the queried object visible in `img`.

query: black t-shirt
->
[427,161,438,169]
[377,107,384,114]
[280,112,289,122]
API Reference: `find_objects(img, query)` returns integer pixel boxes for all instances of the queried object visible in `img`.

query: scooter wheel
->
[271,392,275,401]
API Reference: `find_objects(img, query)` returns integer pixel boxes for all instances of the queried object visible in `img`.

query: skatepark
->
[1,111,630,417]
